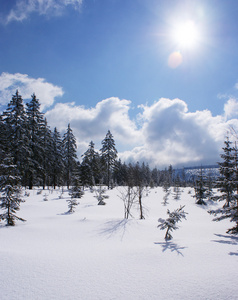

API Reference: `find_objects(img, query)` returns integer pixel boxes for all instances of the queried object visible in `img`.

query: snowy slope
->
[0,187,237,300]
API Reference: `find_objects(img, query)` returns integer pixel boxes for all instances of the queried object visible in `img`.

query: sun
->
[171,20,200,49]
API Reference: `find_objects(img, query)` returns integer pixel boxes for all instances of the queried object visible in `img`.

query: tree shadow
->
[99,219,133,240]
[154,241,187,256]
[212,233,238,256]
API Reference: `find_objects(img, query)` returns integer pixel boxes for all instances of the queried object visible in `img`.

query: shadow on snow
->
[212,233,238,256]
[154,241,187,256]
[99,219,133,240]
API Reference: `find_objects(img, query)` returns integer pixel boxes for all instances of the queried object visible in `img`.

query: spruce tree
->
[0,156,25,226]
[62,124,78,189]
[26,93,45,189]
[81,141,100,187]
[158,205,187,240]
[41,118,53,189]
[2,91,29,183]
[51,127,64,189]
[216,137,236,207]
[100,130,117,189]
[209,137,238,234]
[193,167,207,205]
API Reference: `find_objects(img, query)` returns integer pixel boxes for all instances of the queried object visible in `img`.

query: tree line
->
[0,90,191,190]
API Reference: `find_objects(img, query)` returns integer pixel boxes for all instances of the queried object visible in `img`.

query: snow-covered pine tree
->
[158,205,187,240]
[93,182,109,205]
[215,137,236,207]
[41,118,53,189]
[193,167,207,205]
[62,124,78,189]
[67,166,84,213]
[209,137,238,234]
[205,169,215,201]
[209,204,238,234]
[0,114,7,163]
[80,141,100,187]
[100,130,117,189]
[112,159,128,186]
[173,185,181,201]
[2,91,29,184]
[151,167,159,187]
[69,162,84,199]
[51,127,64,189]
[0,156,25,226]
[66,197,79,214]
[26,93,45,189]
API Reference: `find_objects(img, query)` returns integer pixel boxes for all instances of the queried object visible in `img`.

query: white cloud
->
[121,98,237,168]
[0,72,63,110]
[45,96,238,168]
[3,0,83,23]
[224,98,238,120]
[45,97,141,154]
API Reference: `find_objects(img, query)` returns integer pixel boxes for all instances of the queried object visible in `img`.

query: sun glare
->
[171,20,200,49]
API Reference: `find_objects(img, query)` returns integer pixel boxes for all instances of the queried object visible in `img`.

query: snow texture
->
[0,187,237,299]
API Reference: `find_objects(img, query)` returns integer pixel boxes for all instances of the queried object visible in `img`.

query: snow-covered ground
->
[1,187,237,300]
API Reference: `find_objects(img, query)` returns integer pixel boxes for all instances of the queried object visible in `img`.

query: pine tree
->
[41,118,53,189]
[67,167,84,213]
[69,162,84,199]
[100,130,117,189]
[62,124,78,189]
[93,183,109,205]
[193,167,207,205]
[51,127,64,189]
[26,93,45,189]
[209,137,238,234]
[81,141,100,187]
[2,91,29,182]
[158,205,187,240]
[0,156,25,226]
[112,159,128,186]
[0,114,7,162]
[216,137,236,207]
[66,198,79,214]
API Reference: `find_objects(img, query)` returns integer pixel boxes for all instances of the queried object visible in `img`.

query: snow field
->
[0,187,237,300]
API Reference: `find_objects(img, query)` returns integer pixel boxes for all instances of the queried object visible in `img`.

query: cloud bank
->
[46,96,238,168]
[0,72,63,110]
[2,0,83,23]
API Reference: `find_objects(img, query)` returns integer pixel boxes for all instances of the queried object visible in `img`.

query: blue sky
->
[1,0,238,168]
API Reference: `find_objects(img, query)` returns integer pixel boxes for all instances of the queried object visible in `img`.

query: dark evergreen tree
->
[93,183,109,205]
[209,137,238,234]
[216,137,236,207]
[0,114,7,162]
[193,167,207,205]
[69,162,84,198]
[62,124,78,189]
[51,127,64,189]
[0,156,25,226]
[151,168,159,187]
[80,141,100,187]
[100,130,118,189]
[112,159,128,186]
[25,93,45,189]
[41,118,53,189]
[232,142,238,195]
[2,91,29,183]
